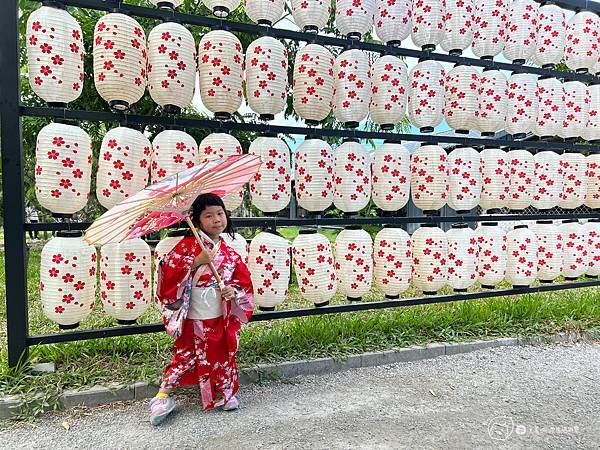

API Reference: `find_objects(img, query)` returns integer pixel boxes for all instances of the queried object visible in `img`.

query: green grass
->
[1,242,599,421]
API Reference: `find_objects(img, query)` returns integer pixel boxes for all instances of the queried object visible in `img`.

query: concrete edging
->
[1,330,598,419]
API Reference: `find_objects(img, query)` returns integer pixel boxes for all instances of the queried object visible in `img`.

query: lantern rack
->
[38,0,600,85]
[21,106,600,152]
[27,279,600,345]
[23,211,600,233]
[2,0,600,367]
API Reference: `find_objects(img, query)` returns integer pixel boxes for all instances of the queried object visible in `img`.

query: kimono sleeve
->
[229,253,254,323]
[157,237,199,305]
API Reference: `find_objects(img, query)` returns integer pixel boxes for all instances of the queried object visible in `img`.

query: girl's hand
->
[221,285,235,300]
[192,250,214,269]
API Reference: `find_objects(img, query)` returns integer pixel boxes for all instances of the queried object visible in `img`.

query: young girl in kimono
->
[150,193,254,426]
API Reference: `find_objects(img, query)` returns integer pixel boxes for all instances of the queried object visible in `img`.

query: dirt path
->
[2,342,599,449]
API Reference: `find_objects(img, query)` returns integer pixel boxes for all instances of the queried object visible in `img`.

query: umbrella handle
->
[185,217,225,289]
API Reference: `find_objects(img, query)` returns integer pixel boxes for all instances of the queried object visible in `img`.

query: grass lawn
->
[0,231,599,420]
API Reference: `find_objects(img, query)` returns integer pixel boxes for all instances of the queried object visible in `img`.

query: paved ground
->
[1,342,599,449]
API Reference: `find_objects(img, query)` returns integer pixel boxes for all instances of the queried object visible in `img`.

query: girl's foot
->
[222,396,239,411]
[150,395,176,426]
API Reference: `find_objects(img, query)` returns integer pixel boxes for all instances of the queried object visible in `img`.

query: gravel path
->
[2,342,599,449]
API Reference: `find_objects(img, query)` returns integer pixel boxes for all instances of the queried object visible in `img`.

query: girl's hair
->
[190,193,235,239]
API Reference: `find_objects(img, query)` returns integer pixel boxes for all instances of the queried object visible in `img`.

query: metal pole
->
[0,0,29,367]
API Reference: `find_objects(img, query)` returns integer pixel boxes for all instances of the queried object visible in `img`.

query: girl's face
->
[198,205,227,237]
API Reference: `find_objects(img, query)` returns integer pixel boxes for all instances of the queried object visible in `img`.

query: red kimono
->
[156,236,254,410]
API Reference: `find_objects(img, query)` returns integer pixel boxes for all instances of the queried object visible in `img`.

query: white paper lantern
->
[198,133,244,211]
[26,6,84,105]
[559,220,588,280]
[507,149,534,211]
[411,145,449,213]
[441,0,475,55]
[558,152,586,209]
[369,55,408,130]
[249,136,291,213]
[149,0,184,9]
[100,238,151,324]
[408,59,445,133]
[506,225,538,287]
[448,146,481,213]
[40,232,97,329]
[583,83,600,142]
[372,142,411,212]
[198,30,244,119]
[533,3,566,68]
[585,154,600,209]
[292,44,335,125]
[245,0,285,25]
[291,0,331,33]
[93,13,147,110]
[560,80,589,140]
[151,130,199,182]
[412,224,448,294]
[153,230,186,305]
[333,50,371,128]
[292,230,337,306]
[534,76,564,139]
[446,224,477,292]
[245,37,288,120]
[203,0,241,17]
[411,0,446,51]
[248,232,290,310]
[475,69,507,136]
[335,0,375,40]
[506,73,538,138]
[565,11,600,73]
[532,150,561,211]
[480,147,509,211]
[531,220,562,283]
[472,0,507,59]
[444,65,479,133]
[147,22,196,113]
[475,222,507,288]
[583,220,600,277]
[96,127,151,210]
[294,139,334,213]
[333,140,372,213]
[374,0,412,45]
[334,227,373,300]
[503,0,538,64]
[373,227,412,298]
[35,122,92,216]
[221,232,249,264]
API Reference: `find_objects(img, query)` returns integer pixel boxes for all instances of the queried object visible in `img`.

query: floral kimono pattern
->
[156,235,254,410]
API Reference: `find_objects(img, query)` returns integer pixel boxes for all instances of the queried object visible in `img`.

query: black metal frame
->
[2,0,600,367]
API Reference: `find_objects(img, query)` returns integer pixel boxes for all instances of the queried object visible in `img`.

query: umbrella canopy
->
[84,154,262,246]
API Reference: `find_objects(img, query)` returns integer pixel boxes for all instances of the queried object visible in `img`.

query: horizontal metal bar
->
[20,106,600,152]
[27,279,600,345]
[22,212,600,232]
[34,0,600,83]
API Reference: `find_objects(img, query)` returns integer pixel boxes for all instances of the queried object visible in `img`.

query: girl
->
[150,193,254,426]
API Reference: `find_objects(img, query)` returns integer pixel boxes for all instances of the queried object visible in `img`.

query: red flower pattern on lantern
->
[26,6,84,104]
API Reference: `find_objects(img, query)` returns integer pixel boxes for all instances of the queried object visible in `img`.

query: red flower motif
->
[62,273,74,283]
